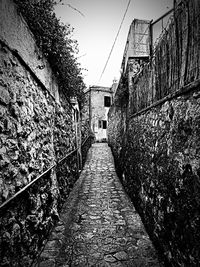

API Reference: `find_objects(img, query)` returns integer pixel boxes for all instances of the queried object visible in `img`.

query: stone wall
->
[81,90,90,141]
[0,0,90,266]
[0,37,76,206]
[108,80,200,267]
[108,1,200,265]
[108,101,127,171]
[0,0,59,99]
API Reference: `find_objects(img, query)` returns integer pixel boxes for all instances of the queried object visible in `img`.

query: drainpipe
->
[89,87,92,131]
[70,97,82,171]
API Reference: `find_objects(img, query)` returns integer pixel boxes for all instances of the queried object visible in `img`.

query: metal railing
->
[0,134,94,267]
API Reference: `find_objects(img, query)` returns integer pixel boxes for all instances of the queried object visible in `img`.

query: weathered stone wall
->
[0,0,59,100]
[0,0,90,266]
[0,38,77,267]
[81,90,90,141]
[108,2,200,265]
[108,105,126,171]
[108,82,200,267]
[108,66,200,267]
[0,41,76,205]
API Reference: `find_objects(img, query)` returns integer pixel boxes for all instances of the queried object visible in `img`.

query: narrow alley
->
[1,0,200,266]
[37,143,162,267]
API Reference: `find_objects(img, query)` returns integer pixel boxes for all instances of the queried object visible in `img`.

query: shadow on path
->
[36,143,163,267]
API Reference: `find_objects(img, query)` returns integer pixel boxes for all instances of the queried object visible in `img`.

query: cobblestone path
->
[37,143,163,267]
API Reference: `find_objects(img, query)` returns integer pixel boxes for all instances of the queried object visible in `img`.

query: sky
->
[54,0,173,88]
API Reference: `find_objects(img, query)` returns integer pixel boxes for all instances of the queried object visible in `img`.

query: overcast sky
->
[54,0,173,88]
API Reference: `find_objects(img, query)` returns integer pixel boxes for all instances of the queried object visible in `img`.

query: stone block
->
[38,259,56,267]
[0,85,10,105]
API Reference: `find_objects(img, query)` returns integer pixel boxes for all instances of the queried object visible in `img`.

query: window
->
[98,120,107,129]
[104,96,111,107]
[103,120,107,129]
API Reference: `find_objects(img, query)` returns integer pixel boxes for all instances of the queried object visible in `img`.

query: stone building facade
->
[84,86,114,142]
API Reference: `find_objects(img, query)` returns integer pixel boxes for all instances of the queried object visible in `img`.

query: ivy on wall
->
[14,0,86,107]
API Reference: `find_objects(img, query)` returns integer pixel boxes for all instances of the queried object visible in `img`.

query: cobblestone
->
[36,143,163,267]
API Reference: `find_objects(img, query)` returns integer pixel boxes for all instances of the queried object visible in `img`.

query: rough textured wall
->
[0,40,78,267]
[81,90,90,141]
[108,2,200,265]
[54,92,76,160]
[108,104,126,171]
[0,42,76,204]
[0,0,85,265]
[0,0,58,99]
[108,85,200,266]
[108,79,128,168]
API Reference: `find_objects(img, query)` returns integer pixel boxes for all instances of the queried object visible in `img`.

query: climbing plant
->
[14,0,86,106]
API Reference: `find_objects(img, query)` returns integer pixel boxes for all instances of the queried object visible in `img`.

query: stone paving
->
[36,143,163,267]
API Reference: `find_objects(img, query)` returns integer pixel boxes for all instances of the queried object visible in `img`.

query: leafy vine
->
[14,0,86,107]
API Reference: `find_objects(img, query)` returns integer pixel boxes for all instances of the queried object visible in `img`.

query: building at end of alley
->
[82,84,117,142]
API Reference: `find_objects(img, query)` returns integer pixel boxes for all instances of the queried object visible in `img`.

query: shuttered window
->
[104,96,111,107]
[99,120,107,129]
